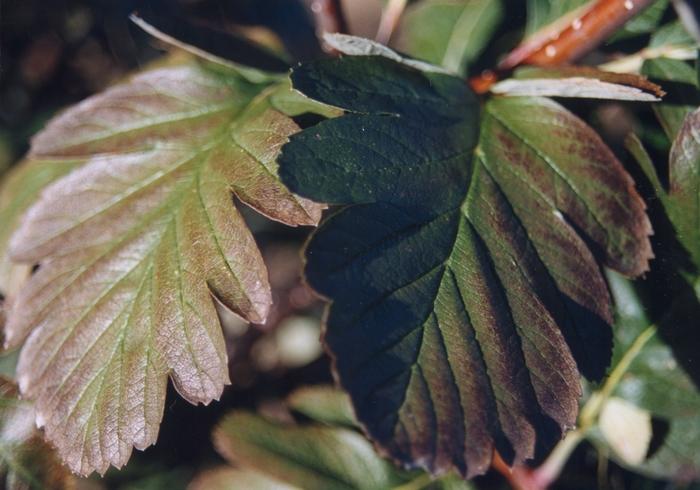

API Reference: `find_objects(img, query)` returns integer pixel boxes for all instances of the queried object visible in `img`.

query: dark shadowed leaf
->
[279,53,652,477]
[3,59,328,476]
[643,58,699,139]
[394,0,503,73]
[130,13,290,78]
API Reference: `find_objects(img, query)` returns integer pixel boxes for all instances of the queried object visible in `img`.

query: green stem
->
[530,324,657,488]
[393,473,434,490]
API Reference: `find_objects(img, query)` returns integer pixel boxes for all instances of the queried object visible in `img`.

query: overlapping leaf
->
[198,387,473,490]
[0,158,78,320]
[627,66,700,268]
[491,66,664,100]
[279,51,652,477]
[2,59,329,476]
[394,0,503,73]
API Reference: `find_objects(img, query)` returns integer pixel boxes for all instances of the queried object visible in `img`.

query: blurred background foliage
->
[1,0,699,489]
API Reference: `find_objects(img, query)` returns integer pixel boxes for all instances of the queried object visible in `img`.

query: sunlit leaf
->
[491,66,663,100]
[279,52,652,477]
[604,272,700,482]
[394,0,503,73]
[3,59,327,476]
[598,396,652,466]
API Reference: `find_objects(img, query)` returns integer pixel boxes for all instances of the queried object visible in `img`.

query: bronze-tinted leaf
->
[3,59,326,476]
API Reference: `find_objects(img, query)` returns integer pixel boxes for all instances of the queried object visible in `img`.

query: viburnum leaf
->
[279,51,652,477]
[3,58,330,476]
[394,0,503,73]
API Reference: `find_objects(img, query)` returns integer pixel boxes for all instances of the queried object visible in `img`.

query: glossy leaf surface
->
[279,53,652,477]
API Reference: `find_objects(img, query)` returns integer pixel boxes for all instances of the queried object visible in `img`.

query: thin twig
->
[469,0,656,93]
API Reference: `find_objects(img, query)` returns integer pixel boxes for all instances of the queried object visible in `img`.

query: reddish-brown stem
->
[469,0,655,93]
[492,452,544,490]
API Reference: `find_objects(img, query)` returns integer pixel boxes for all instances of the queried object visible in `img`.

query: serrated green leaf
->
[213,412,407,490]
[279,53,652,477]
[394,0,503,73]
[3,59,327,476]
